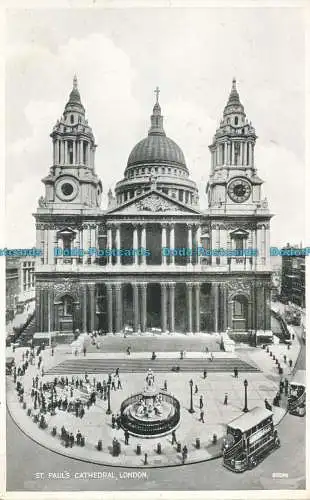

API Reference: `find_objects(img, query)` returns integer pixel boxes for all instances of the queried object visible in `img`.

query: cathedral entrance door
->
[231,294,248,331]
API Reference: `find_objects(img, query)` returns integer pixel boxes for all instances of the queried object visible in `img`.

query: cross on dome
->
[154,86,160,103]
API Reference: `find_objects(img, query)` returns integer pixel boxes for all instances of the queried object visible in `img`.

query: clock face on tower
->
[227,178,252,203]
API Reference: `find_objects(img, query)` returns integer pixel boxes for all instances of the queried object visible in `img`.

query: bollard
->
[196,438,200,449]
[157,443,162,454]
[23,402,27,410]
[136,444,141,455]
[177,442,181,453]
[272,355,275,360]
[270,352,273,357]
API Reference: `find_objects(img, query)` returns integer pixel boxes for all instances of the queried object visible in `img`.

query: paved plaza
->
[6,331,301,468]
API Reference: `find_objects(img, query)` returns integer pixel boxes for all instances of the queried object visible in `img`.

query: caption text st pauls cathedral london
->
[34,77,273,340]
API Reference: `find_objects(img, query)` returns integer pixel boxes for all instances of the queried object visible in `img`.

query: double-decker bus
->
[288,370,306,416]
[222,407,280,472]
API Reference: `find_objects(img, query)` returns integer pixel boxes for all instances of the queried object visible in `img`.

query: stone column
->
[106,284,113,334]
[161,283,168,333]
[195,225,201,266]
[186,282,193,334]
[115,225,121,265]
[133,224,138,266]
[141,224,147,265]
[88,284,96,333]
[140,283,147,333]
[213,283,219,333]
[224,142,228,164]
[168,283,175,333]
[187,224,193,265]
[54,302,60,332]
[194,283,200,333]
[132,283,139,332]
[81,285,87,332]
[115,283,122,333]
[106,225,112,266]
[170,224,175,265]
[222,284,228,331]
[231,142,235,165]
[161,223,167,265]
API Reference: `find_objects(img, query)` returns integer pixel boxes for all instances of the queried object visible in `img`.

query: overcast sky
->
[5,6,305,248]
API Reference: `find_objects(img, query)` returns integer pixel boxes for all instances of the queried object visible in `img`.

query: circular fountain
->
[120,369,180,437]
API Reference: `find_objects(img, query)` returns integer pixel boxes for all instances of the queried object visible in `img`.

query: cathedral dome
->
[127,134,187,170]
[114,89,199,208]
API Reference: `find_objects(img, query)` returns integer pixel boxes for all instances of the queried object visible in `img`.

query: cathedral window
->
[68,140,73,164]
[234,116,238,125]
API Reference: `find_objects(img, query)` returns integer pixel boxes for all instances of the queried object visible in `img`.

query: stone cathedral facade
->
[34,77,272,339]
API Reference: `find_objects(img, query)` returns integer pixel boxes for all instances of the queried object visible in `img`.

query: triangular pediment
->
[230,228,249,238]
[106,189,202,215]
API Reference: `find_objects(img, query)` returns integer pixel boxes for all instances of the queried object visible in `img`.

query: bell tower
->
[206,79,272,270]
[42,76,102,209]
[206,78,268,215]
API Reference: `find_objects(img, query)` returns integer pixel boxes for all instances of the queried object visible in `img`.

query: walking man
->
[195,384,199,394]
[199,410,205,423]
[199,395,203,409]
[224,393,228,405]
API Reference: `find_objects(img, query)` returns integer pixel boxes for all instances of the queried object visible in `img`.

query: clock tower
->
[206,78,272,270]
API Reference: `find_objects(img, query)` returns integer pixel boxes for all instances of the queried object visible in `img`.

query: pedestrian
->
[203,369,207,379]
[76,430,81,445]
[115,367,119,376]
[224,393,228,405]
[51,347,54,356]
[111,377,116,391]
[283,354,287,364]
[171,430,177,445]
[83,346,86,357]
[111,414,116,429]
[182,445,188,464]
[199,396,203,409]
[264,398,272,411]
[124,429,129,445]
[127,346,131,356]
[199,410,205,423]
[234,367,238,378]
[117,377,122,390]
[289,359,293,368]
[195,384,199,394]
[69,432,74,448]
[163,380,167,391]
[180,350,184,360]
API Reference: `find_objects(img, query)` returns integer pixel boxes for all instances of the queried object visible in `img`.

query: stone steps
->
[46,357,260,375]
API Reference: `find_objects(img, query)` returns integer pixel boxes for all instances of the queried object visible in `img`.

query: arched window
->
[234,116,238,126]
[70,115,74,124]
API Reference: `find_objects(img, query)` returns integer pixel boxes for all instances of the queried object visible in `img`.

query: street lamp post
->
[189,379,195,413]
[243,379,249,413]
[106,383,111,415]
